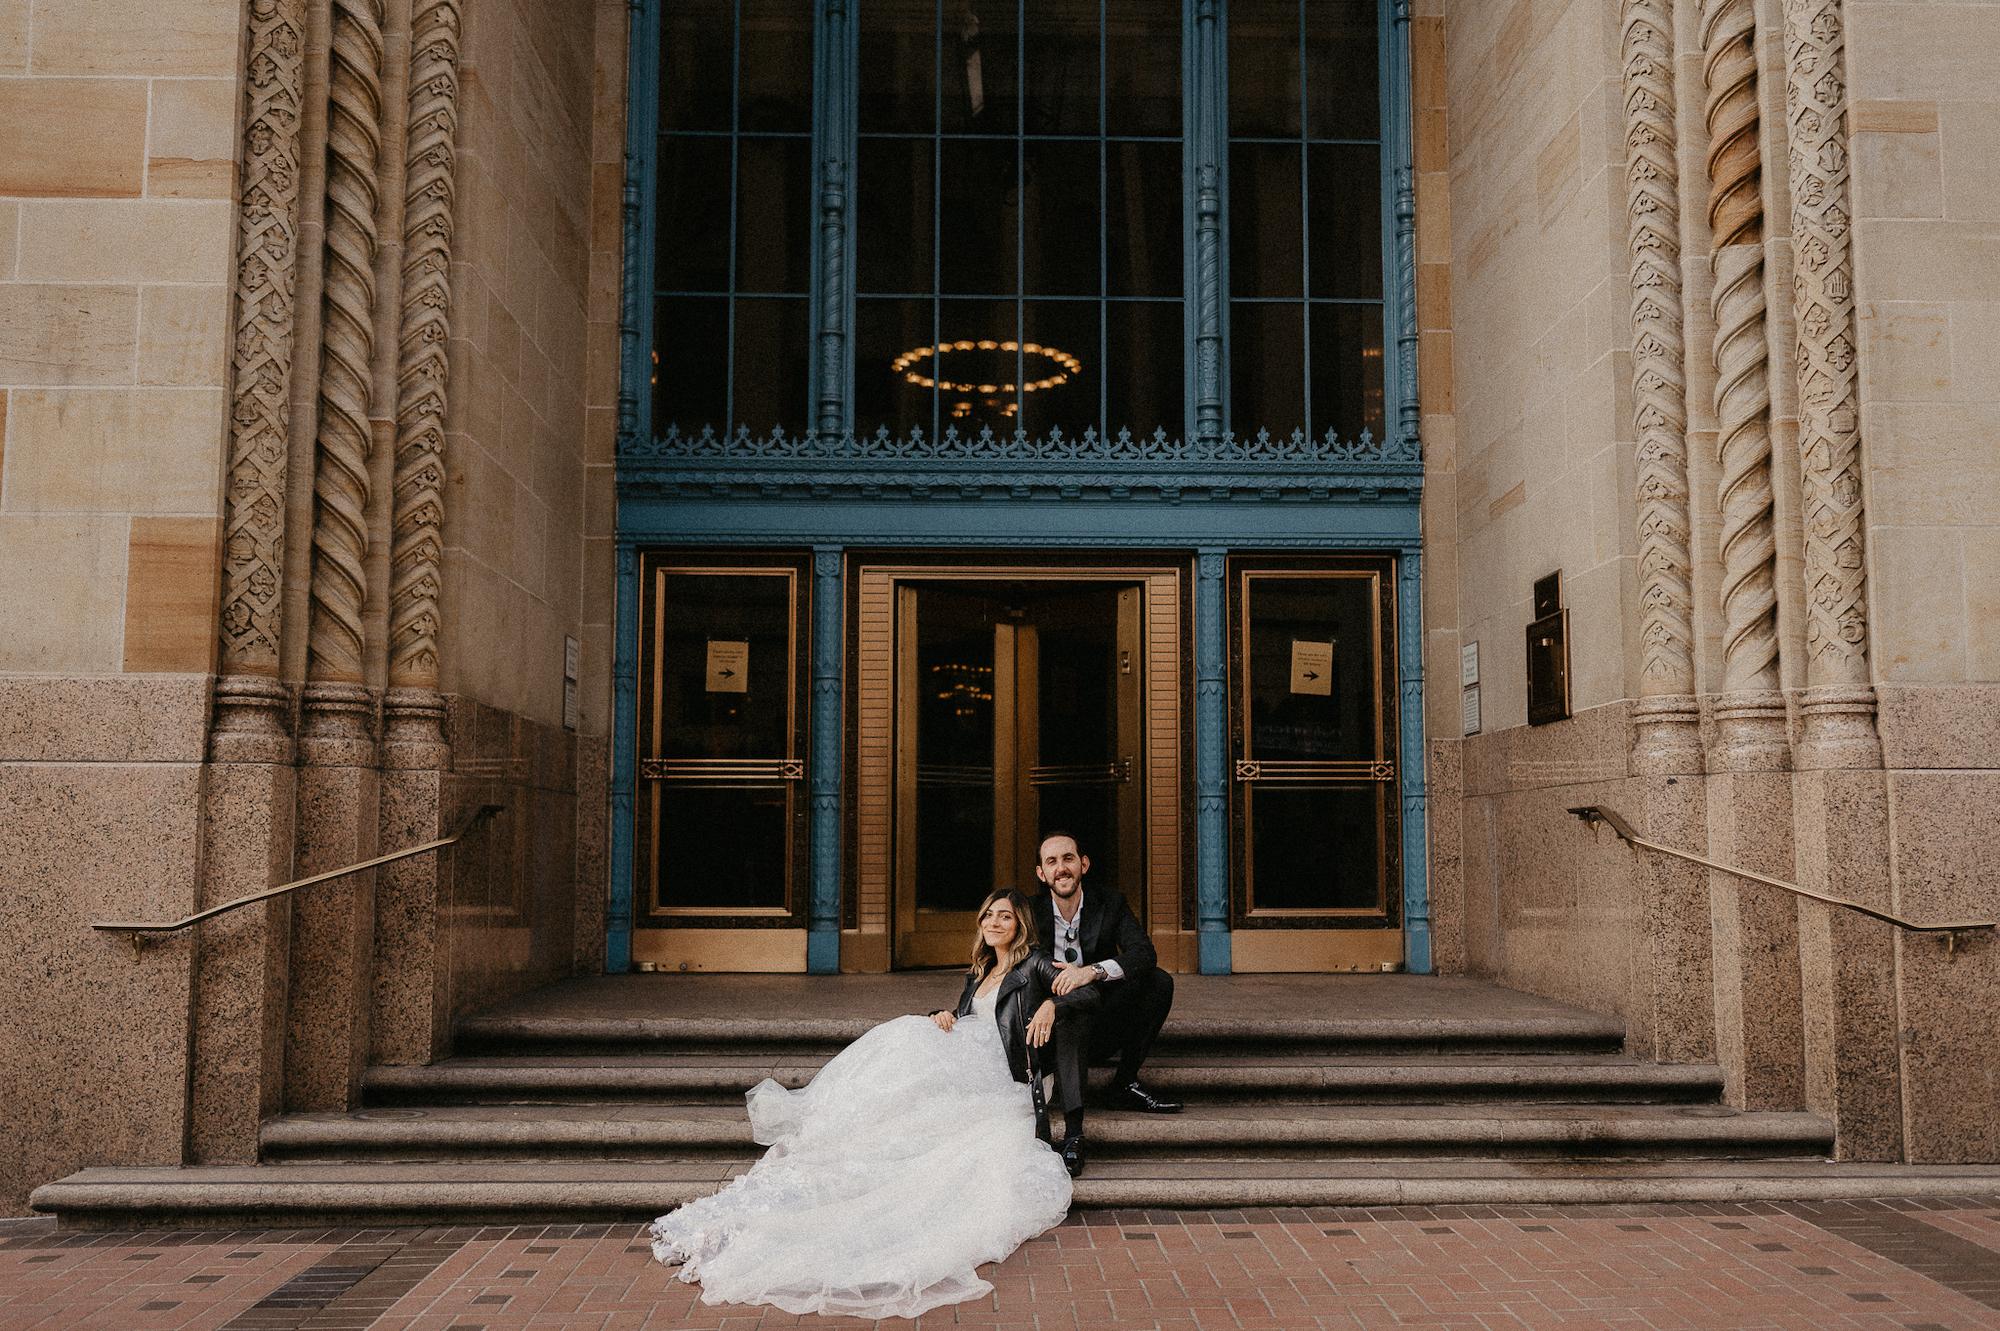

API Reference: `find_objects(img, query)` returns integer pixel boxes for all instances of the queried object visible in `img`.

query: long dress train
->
[648,988,1074,1319]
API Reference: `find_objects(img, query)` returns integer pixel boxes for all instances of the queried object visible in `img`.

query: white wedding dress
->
[649,987,1074,1319]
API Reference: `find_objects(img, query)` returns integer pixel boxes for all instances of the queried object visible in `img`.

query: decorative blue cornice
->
[617,425,1421,506]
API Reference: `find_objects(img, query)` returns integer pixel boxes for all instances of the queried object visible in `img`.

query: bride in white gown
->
[649,888,1075,1319]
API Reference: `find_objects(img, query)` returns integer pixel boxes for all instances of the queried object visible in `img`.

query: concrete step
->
[34,1160,2000,1231]
[363,1054,1724,1108]
[450,1011,1628,1059]
[260,1102,1832,1164]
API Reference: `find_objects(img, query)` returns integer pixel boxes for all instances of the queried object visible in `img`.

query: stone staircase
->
[32,976,2000,1227]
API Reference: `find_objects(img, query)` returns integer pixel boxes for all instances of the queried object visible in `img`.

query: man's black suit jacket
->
[1032,884,1156,991]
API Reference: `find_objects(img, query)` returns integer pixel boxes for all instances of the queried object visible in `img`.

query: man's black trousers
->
[1044,969,1174,1115]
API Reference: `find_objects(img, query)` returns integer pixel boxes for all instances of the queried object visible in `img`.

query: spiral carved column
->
[1700,0,1786,770]
[1619,0,1715,1062]
[383,0,462,773]
[1698,0,1802,1110]
[1623,0,1702,776]
[304,0,387,733]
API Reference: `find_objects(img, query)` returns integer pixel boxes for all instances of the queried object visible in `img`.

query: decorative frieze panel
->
[1783,0,1868,684]
[389,0,462,694]
[220,0,307,678]
[617,425,1423,507]
[1621,0,1695,702]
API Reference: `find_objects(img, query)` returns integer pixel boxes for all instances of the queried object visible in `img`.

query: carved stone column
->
[373,0,461,1066]
[1782,0,1900,1161]
[1698,0,1802,1108]
[191,0,311,1166]
[290,0,388,1112]
[1621,0,1713,1063]
[307,0,387,696]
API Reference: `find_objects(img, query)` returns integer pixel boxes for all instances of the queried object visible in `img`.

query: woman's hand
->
[931,1010,956,1032]
[1025,999,1056,1048]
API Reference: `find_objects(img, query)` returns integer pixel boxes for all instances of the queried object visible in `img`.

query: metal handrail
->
[91,804,505,944]
[1568,804,1995,947]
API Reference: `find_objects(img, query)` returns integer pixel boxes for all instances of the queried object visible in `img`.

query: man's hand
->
[1052,962,1099,996]
[1026,999,1056,1046]
[931,1010,956,1032]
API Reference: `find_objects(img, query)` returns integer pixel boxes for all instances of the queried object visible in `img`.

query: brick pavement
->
[4,1199,2000,1331]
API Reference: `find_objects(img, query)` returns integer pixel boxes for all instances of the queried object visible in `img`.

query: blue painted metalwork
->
[1396,549,1430,973]
[807,546,844,972]
[614,0,1428,974]
[810,0,853,432]
[1195,548,1230,974]
[1386,0,1420,451]
[618,0,661,456]
[1187,0,1224,445]
[607,540,642,973]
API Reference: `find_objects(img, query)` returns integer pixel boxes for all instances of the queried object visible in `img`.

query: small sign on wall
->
[1289,639,1334,696]
[1460,641,1481,736]
[705,639,750,693]
[562,635,579,731]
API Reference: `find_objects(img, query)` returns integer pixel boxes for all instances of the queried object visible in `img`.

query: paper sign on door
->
[1289,640,1334,696]
[705,640,750,693]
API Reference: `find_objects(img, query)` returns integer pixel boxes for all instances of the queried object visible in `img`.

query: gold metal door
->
[633,554,811,972]
[1228,556,1403,972]
[893,582,1145,968]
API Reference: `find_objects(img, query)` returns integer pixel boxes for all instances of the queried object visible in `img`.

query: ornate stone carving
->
[1783,0,1879,768]
[1622,0,1696,704]
[1701,0,1764,251]
[219,0,307,683]
[307,0,386,687]
[1700,0,1780,707]
[389,0,462,694]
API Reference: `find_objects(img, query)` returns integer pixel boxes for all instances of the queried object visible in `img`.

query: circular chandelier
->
[891,339,1084,399]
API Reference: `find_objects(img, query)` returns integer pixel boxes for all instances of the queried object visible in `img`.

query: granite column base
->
[1706,766,1805,1109]
[1795,765,1905,1161]
[189,758,295,1162]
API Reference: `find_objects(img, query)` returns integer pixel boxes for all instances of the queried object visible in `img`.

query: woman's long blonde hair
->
[968,888,1040,980]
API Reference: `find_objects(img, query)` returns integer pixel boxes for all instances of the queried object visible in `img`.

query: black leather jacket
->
[938,951,1072,1085]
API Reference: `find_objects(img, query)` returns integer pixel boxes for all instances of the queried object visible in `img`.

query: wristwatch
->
[1089,965,1105,983]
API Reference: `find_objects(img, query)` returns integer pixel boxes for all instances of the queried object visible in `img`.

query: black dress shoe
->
[1060,1132,1087,1177]
[1108,1080,1183,1114]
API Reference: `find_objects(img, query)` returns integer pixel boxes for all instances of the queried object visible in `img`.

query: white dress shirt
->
[1050,887,1124,982]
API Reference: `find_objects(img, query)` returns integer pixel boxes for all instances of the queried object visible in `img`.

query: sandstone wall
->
[1846,0,2000,1163]
[0,0,243,1214]
[1425,0,1645,1020]
[1430,0,2000,1160]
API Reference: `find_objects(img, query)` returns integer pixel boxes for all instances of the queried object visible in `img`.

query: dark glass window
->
[1228,0,1384,444]
[647,0,1391,447]
[855,0,1182,442]
[651,0,813,436]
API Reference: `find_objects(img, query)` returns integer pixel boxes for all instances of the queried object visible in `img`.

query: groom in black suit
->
[1031,830,1181,1177]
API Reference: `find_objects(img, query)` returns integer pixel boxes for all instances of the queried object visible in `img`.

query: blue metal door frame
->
[610,0,1425,976]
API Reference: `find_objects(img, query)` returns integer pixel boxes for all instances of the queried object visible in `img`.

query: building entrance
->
[892,581,1146,967]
